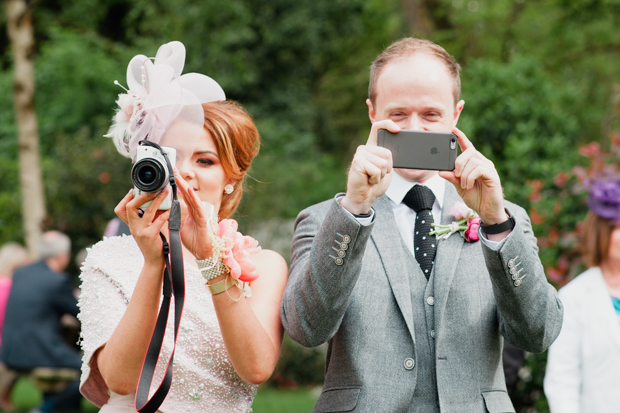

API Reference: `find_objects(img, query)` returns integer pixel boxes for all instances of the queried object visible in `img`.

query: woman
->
[544,178,620,413]
[0,242,30,347]
[78,42,288,412]
[0,242,29,411]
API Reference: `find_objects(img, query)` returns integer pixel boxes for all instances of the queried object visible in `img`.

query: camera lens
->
[132,158,168,192]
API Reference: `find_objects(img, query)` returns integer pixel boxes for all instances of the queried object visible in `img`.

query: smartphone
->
[377,129,458,171]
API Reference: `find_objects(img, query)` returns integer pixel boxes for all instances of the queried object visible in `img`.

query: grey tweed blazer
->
[281,182,563,413]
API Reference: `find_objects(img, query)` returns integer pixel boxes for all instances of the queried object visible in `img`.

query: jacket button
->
[404,358,415,370]
[430,330,436,338]
[426,296,435,306]
[511,274,518,280]
[337,250,346,258]
[335,258,343,266]
[340,243,348,250]
[342,235,351,243]
[514,279,522,287]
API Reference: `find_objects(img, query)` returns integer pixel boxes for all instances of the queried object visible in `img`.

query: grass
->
[0,378,319,413]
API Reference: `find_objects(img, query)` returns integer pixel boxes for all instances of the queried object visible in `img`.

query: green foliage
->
[0,0,407,252]
[268,334,326,387]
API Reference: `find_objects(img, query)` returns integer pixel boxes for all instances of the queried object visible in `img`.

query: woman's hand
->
[173,169,214,260]
[114,188,171,267]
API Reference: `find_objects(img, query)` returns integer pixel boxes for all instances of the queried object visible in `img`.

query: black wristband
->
[480,214,515,234]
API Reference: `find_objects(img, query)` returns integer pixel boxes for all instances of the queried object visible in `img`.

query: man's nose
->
[406,116,423,131]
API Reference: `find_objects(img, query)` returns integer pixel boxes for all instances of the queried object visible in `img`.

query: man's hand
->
[439,127,508,226]
[340,120,398,215]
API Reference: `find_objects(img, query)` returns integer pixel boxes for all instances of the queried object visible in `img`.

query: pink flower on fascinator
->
[450,202,471,220]
[218,219,261,282]
[464,217,481,242]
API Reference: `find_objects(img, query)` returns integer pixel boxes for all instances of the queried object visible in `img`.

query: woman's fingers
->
[174,170,208,224]
[114,189,135,224]
[139,187,170,223]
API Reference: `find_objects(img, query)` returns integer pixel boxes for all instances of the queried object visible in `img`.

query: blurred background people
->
[544,178,620,413]
[0,231,82,413]
[0,242,30,410]
[0,242,30,347]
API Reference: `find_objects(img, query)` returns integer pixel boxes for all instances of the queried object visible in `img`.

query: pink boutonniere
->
[429,202,481,242]
[218,219,262,283]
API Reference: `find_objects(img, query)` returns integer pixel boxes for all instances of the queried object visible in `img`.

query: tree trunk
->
[5,0,45,259]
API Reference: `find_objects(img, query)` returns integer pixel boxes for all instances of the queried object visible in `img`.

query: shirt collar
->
[386,171,445,209]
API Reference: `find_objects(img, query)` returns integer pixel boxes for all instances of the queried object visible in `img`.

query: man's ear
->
[453,99,465,127]
[366,99,376,123]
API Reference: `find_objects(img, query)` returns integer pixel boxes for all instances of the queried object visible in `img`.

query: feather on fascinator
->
[105,41,225,161]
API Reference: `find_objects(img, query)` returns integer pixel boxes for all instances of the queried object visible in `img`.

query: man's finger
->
[367,120,400,146]
[452,127,474,153]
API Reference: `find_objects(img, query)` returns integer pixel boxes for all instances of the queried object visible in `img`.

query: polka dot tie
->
[403,185,437,280]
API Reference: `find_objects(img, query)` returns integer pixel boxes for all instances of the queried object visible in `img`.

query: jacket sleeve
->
[52,275,79,317]
[543,288,581,413]
[280,197,374,347]
[481,203,563,353]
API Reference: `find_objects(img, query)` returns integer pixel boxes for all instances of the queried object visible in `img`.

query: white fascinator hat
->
[105,41,225,162]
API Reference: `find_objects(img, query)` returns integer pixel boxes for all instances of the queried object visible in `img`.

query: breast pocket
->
[313,386,361,413]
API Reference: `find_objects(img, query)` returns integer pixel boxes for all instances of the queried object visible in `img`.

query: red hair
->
[201,101,260,219]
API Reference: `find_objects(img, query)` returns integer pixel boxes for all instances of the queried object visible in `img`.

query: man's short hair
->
[369,38,461,107]
[581,211,615,267]
[39,231,71,260]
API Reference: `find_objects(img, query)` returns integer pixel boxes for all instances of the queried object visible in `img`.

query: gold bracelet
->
[207,275,238,295]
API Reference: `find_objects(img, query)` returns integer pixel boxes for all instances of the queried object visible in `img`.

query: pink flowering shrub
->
[218,219,261,282]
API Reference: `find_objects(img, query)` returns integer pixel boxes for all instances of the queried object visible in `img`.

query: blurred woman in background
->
[0,242,30,346]
[544,178,620,413]
[0,242,29,411]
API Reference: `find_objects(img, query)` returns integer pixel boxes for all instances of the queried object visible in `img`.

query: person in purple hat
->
[544,177,620,413]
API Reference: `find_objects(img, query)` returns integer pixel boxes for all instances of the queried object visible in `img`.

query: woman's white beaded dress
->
[78,235,256,412]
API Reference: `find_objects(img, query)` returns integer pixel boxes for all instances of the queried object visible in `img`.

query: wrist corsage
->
[429,202,481,242]
[196,203,261,301]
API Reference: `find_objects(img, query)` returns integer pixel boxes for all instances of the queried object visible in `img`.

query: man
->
[281,38,563,412]
[0,231,82,413]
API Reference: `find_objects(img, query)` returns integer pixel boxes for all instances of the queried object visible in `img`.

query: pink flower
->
[464,217,481,242]
[450,202,471,220]
[218,219,261,282]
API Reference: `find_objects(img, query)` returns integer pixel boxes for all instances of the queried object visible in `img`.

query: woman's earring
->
[224,184,234,195]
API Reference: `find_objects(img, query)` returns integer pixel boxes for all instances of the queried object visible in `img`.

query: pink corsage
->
[218,219,261,282]
[429,202,480,242]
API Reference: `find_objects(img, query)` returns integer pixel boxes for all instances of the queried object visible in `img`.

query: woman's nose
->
[176,160,195,181]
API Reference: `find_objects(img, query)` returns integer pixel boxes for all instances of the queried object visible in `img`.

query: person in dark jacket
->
[0,231,81,413]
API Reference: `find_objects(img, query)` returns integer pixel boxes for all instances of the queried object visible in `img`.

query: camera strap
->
[134,141,185,413]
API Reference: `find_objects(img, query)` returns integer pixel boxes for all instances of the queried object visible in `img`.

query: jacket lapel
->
[433,182,465,335]
[371,195,416,342]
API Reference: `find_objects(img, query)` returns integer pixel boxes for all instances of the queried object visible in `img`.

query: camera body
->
[132,146,176,210]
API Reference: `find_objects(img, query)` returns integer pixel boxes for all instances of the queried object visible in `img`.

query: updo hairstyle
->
[202,101,260,219]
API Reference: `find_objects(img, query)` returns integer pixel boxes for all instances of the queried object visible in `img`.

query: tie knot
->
[403,185,436,212]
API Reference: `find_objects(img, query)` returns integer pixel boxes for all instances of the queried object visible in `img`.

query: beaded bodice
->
[78,235,256,413]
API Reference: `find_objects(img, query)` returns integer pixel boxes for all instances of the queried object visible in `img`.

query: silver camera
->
[132,146,176,210]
